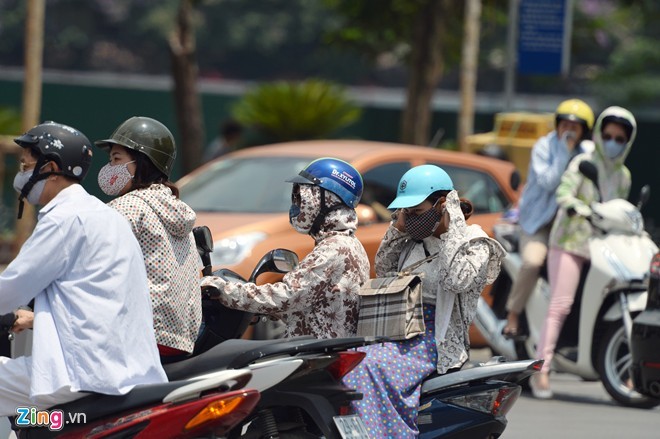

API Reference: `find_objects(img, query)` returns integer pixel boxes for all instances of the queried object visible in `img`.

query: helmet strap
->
[309,188,343,236]
[17,159,64,219]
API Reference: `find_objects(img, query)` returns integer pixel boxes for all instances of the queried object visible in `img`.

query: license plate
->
[333,415,371,439]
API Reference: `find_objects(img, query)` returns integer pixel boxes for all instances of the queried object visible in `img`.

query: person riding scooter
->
[0,121,166,415]
[344,164,505,438]
[502,99,594,341]
[532,106,637,398]
[95,116,202,363]
[200,157,370,339]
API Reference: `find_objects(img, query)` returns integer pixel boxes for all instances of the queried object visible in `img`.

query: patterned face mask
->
[404,199,441,241]
[289,184,320,234]
[98,161,135,196]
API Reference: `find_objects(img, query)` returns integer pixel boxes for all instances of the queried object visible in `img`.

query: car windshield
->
[179,156,312,213]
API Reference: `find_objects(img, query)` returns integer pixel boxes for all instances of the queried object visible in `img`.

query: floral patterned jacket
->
[110,184,202,353]
[375,190,505,373]
[201,190,370,339]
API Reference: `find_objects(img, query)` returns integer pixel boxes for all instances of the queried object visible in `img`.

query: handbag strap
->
[399,251,440,276]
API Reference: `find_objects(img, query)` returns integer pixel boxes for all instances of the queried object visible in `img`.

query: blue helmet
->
[287,157,363,208]
[388,165,454,209]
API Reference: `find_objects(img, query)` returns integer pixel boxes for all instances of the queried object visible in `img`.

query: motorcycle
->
[3,228,372,439]
[180,226,374,438]
[10,369,261,438]
[186,226,537,438]
[418,357,542,438]
[475,160,660,408]
[5,226,536,438]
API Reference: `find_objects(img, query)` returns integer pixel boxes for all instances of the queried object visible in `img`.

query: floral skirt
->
[344,305,437,439]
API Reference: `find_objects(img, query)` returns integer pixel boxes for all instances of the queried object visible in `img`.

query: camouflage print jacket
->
[201,189,370,339]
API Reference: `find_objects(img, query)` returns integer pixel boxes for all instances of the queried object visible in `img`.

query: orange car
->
[177,140,520,346]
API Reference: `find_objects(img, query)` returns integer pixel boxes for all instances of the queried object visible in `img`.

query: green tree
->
[0,106,21,135]
[232,79,361,143]
[582,0,660,107]
[323,0,464,146]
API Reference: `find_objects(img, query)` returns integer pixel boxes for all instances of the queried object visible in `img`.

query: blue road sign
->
[518,0,568,75]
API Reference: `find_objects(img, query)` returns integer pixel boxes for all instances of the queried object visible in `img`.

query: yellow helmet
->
[555,99,595,132]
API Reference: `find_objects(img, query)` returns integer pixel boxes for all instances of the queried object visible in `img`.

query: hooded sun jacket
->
[201,186,370,339]
[109,184,202,353]
[549,106,636,258]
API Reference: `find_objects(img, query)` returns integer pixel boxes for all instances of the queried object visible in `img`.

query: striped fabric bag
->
[356,274,424,341]
[356,251,439,341]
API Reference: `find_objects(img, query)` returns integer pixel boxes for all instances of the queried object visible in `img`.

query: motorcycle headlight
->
[210,232,267,266]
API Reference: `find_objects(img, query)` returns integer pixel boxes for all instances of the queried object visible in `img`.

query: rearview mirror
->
[509,170,521,192]
[638,185,651,210]
[249,249,299,283]
[193,226,214,254]
[578,161,599,190]
[193,226,214,276]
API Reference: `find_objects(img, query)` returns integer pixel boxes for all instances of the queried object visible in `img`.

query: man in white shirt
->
[0,121,167,416]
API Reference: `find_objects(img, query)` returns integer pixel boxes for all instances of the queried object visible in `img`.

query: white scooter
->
[474,160,660,409]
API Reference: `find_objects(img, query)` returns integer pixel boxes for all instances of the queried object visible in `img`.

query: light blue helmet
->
[388,165,454,209]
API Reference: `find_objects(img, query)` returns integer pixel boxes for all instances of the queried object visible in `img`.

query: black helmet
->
[14,121,93,181]
[95,116,176,177]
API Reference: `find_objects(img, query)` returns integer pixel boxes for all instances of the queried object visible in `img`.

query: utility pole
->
[458,0,482,152]
[504,0,519,111]
[14,0,45,253]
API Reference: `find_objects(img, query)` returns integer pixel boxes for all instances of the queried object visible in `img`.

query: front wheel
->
[596,323,660,409]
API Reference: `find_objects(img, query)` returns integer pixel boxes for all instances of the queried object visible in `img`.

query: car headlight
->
[210,232,267,267]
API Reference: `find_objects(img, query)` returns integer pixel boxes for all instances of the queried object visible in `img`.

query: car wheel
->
[596,322,660,409]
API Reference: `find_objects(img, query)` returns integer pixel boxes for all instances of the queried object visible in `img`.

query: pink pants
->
[535,248,587,373]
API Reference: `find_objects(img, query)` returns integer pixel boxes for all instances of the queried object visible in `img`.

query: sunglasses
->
[602,133,626,144]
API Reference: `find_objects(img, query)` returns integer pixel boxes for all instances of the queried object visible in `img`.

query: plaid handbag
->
[356,252,439,341]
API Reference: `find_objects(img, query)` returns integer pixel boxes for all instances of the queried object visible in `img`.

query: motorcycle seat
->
[164,337,314,381]
[163,336,375,381]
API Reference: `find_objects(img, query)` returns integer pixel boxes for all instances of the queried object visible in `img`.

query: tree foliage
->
[0,0,658,108]
[232,79,362,143]
[0,106,21,135]
[579,0,660,106]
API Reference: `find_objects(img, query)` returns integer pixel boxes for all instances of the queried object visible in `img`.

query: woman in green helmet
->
[95,116,202,363]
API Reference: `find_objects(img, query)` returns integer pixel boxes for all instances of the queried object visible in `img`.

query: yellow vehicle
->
[465,112,554,181]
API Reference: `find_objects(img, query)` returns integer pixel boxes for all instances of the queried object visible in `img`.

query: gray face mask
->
[603,139,626,159]
[13,169,47,205]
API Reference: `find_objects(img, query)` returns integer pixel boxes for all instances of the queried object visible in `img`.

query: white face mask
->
[98,161,135,196]
[13,167,48,206]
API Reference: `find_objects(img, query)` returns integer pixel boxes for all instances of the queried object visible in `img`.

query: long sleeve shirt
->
[375,190,505,373]
[0,184,167,400]
[201,204,370,339]
[518,131,589,235]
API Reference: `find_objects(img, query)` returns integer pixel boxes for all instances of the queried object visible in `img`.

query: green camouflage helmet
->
[95,116,176,177]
